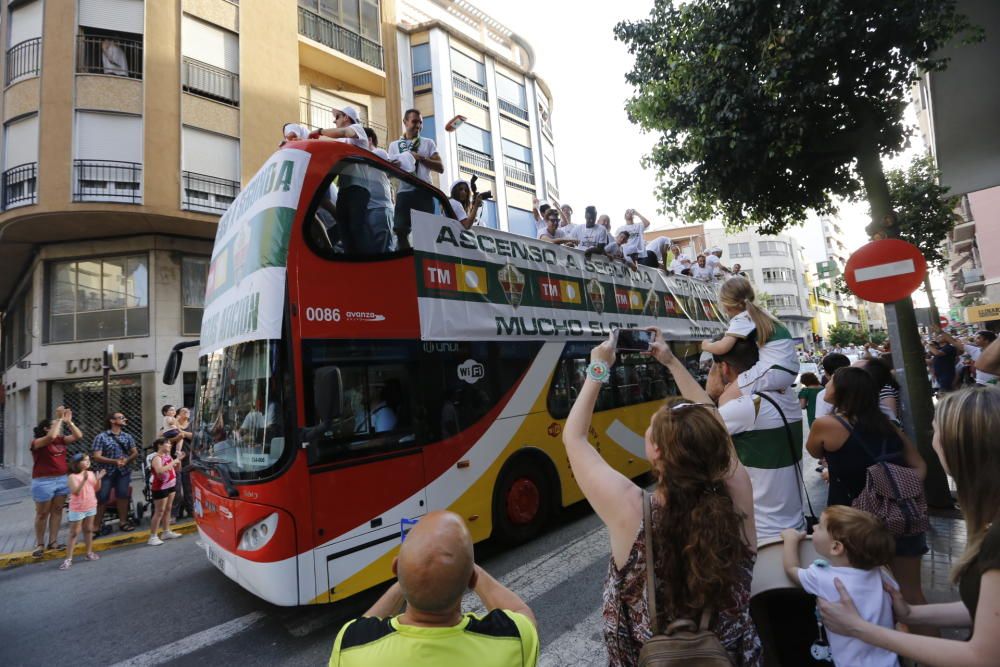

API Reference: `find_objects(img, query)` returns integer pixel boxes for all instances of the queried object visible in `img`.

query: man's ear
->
[468,566,479,592]
[391,557,399,578]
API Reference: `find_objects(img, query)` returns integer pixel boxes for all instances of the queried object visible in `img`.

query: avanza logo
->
[346,311,386,322]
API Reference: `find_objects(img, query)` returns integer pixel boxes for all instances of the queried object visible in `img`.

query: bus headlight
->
[238,513,279,552]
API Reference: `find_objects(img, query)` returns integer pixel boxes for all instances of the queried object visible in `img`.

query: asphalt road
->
[0,500,611,667]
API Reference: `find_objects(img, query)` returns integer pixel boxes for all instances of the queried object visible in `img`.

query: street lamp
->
[15,361,47,369]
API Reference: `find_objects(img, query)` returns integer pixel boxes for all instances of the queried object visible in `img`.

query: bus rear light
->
[238,513,279,552]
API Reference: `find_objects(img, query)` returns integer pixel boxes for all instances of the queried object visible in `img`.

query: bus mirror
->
[163,340,198,385]
[313,366,344,422]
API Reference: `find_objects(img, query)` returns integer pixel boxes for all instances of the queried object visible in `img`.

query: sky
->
[475,0,949,311]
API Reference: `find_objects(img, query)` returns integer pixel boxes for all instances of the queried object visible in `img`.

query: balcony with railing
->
[958,267,985,293]
[298,97,388,148]
[182,57,239,106]
[73,160,142,203]
[2,163,38,210]
[498,98,529,124]
[504,159,534,192]
[412,70,432,90]
[452,74,489,110]
[297,6,383,71]
[182,172,240,214]
[76,34,143,79]
[458,146,494,173]
[5,37,41,86]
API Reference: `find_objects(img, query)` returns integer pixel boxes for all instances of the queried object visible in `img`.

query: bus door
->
[300,340,427,602]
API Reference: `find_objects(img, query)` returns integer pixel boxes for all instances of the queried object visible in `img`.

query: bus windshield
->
[194,339,288,481]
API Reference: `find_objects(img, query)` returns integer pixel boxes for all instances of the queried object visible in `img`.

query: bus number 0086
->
[305,307,341,322]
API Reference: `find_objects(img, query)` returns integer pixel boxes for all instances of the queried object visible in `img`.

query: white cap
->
[450,179,470,195]
[708,246,722,253]
[282,123,310,141]
[338,106,361,124]
[395,151,416,173]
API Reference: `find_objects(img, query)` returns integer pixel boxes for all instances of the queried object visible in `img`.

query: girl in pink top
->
[148,437,184,546]
[60,453,105,570]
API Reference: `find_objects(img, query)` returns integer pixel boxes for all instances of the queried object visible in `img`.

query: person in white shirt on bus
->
[603,230,637,270]
[645,235,672,270]
[448,179,485,229]
[690,254,716,281]
[705,247,730,277]
[616,209,652,266]
[386,109,444,250]
[571,206,612,256]
[538,208,576,246]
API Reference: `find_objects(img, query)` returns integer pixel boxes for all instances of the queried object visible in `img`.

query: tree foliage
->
[826,323,861,347]
[615,0,978,234]
[869,330,889,346]
[885,154,960,271]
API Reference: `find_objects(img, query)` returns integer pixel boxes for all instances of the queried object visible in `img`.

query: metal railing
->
[73,160,142,203]
[458,146,494,172]
[5,38,41,85]
[182,171,240,214]
[2,163,37,209]
[452,73,489,109]
[297,6,384,71]
[412,71,432,89]
[504,160,534,186]
[546,181,559,199]
[182,57,239,106]
[498,98,529,122]
[76,34,143,79]
[759,248,789,256]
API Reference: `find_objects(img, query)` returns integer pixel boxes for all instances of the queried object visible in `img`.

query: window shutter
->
[9,1,44,46]
[310,88,369,124]
[78,0,145,34]
[182,127,239,181]
[75,112,142,162]
[4,114,39,168]
[182,15,239,73]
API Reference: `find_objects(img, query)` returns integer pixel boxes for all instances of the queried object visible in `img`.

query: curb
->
[0,520,198,570]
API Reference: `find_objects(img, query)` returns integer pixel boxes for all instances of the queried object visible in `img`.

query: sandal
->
[119,522,136,532]
[85,552,100,561]
[59,559,73,571]
[46,542,66,551]
[32,545,44,558]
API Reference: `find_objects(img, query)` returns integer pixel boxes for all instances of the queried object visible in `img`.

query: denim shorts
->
[68,507,97,522]
[31,475,70,502]
[96,468,132,504]
[895,532,929,557]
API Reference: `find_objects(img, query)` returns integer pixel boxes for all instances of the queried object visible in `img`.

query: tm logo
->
[457,359,485,384]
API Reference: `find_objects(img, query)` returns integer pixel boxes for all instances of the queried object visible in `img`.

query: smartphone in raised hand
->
[614,328,653,352]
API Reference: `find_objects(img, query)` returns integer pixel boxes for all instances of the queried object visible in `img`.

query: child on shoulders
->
[782,506,900,667]
[702,276,799,394]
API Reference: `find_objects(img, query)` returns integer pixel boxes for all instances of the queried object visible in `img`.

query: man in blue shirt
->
[92,412,138,534]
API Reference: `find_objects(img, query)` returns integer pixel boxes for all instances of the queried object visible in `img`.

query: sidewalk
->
[0,466,196,569]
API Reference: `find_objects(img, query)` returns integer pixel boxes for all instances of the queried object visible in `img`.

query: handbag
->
[754,392,820,533]
[833,416,929,538]
[638,491,734,667]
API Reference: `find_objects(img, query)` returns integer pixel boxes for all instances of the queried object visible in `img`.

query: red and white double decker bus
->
[165,141,725,606]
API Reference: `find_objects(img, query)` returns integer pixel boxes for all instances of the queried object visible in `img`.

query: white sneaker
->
[148,535,164,546]
[162,531,182,540]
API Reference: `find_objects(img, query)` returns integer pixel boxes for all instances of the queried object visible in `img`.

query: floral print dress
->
[601,495,762,666]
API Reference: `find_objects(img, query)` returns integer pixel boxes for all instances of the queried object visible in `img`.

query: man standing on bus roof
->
[570,205,611,257]
[328,511,538,666]
[616,209,652,267]
[387,109,443,251]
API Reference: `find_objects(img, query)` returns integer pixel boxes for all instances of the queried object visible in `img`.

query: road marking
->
[108,611,266,667]
[854,259,915,282]
[464,524,609,614]
[538,608,606,667]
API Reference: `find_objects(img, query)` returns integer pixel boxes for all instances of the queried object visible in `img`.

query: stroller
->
[133,446,156,524]
[751,537,833,666]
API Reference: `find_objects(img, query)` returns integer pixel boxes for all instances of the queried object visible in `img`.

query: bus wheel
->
[493,458,551,545]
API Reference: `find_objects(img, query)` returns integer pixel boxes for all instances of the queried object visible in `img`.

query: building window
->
[507,206,537,238]
[48,255,149,343]
[73,112,143,203]
[5,0,43,85]
[502,139,533,187]
[182,127,240,214]
[764,294,798,309]
[457,123,493,172]
[496,74,528,122]
[729,242,751,258]
[181,257,209,335]
[412,43,430,73]
[182,15,240,106]
[2,288,33,369]
[421,115,436,146]
[451,48,486,85]
[297,0,383,70]
[2,114,39,210]
[762,267,794,283]
[758,240,789,256]
[76,27,143,79]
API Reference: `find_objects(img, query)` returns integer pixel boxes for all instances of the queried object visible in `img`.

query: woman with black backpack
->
[805,366,929,631]
[563,333,761,666]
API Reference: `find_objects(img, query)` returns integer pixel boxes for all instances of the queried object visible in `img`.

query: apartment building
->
[0,0,400,469]
[797,216,865,341]
[394,0,559,236]
[704,229,815,347]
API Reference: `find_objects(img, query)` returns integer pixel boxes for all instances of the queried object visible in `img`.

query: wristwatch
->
[586,361,611,384]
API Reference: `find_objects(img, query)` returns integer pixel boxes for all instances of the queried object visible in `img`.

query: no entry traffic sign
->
[845,239,927,303]
[940,316,950,328]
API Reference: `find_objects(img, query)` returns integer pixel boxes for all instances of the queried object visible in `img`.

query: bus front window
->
[195,340,288,480]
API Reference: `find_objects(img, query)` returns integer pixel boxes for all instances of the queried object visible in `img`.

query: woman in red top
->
[30,406,83,558]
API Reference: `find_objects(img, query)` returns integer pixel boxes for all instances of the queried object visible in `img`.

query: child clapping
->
[782,506,900,667]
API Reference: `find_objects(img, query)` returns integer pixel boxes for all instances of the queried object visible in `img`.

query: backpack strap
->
[754,392,817,525]
[643,490,660,635]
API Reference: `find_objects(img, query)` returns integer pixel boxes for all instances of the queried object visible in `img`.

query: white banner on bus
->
[411,212,727,342]
[200,149,311,356]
